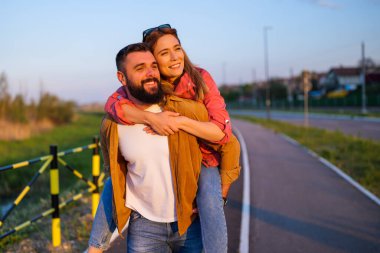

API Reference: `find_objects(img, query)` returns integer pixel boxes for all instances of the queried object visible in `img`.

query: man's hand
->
[144,111,181,136]
[221,183,231,199]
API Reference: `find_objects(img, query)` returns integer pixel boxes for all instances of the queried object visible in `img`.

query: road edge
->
[280,133,380,206]
[233,127,251,253]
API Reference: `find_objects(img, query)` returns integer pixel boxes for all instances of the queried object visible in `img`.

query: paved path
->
[105,118,380,252]
[232,119,380,252]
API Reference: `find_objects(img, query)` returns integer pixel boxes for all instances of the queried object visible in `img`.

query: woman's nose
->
[170,51,178,61]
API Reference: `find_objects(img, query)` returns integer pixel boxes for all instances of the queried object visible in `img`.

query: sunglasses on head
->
[142,24,171,42]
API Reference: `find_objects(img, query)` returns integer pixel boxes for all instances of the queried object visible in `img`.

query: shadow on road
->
[227,199,380,252]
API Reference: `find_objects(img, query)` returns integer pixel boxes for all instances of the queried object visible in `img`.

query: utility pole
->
[288,68,294,107]
[252,68,257,108]
[302,70,311,127]
[361,42,367,114]
[264,26,272,119]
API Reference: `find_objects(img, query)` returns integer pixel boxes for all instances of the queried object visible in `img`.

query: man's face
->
[122,51,163,103]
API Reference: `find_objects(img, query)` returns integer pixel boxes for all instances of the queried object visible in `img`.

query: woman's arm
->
[198,68,232,144]
[173,116,225,141]
[104,87,180,135]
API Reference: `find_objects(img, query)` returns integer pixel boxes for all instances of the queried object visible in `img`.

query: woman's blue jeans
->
[88,178,115,250]
[88,166,227,253]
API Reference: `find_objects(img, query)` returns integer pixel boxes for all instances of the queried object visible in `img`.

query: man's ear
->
[117,71,127,86]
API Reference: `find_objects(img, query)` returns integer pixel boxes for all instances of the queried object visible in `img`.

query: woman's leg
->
[88,177,116,252]
[196,166,227,253]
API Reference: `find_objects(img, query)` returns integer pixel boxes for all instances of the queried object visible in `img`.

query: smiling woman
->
[152,34,185,82]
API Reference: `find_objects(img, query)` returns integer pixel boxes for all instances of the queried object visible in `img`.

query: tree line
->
[0,72,76,125]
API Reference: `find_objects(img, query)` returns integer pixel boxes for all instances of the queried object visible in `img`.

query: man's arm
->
[100,116,111,175]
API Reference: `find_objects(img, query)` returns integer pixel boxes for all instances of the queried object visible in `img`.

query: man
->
[92,43,208,252]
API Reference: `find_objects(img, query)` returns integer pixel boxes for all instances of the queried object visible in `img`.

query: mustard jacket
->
[100,95,240,236]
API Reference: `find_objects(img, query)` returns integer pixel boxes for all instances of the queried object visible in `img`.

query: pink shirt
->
[104,68,231,167]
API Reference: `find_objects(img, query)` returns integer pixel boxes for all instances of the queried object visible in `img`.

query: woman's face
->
[152,34,185,82]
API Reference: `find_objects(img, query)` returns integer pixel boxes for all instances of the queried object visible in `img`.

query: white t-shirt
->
[117,104,177,223]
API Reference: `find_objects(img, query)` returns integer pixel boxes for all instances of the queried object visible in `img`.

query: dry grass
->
[2,196,93,253]
[0,119,54,141]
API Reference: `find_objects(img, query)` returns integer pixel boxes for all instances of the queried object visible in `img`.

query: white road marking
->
[233,127,251,253]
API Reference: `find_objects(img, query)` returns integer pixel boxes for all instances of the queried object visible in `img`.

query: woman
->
[89,24,240,253]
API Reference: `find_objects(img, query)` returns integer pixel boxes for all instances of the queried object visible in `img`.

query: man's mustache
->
[141,78,160,85]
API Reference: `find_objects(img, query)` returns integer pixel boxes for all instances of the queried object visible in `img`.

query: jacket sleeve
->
[200,69,232,144]
[104,86,136,125]
[100,115,111,174]
[164,96,209,123]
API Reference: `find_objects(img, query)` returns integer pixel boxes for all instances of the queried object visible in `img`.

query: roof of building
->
[330,67,361,76]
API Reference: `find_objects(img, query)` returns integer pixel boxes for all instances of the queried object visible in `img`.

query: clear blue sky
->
[1,0,379,104]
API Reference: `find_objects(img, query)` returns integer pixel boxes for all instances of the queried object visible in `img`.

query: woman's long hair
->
[144,27,208,100]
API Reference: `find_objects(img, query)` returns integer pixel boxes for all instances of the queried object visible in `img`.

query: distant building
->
[320,67,362,92]
[366,67,380,85]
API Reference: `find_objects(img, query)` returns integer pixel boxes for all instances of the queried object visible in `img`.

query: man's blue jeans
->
[127,211,202,252]
[88,166,227,252]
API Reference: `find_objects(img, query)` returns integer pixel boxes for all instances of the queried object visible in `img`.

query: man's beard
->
[126,77,164,104]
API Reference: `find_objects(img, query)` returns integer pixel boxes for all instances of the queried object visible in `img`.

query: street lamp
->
[264,26,272,120]
[361,42,367,114]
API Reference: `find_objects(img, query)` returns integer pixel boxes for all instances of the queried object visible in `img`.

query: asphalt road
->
[230,110,380,141]
[230,119,380,253]
[104,118,380,253]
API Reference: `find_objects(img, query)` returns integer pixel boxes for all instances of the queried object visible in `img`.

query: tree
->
[269,80,287,100]
[358,58,376,69]
[0,72,11,119]
[241,84,254,98]
[10,94,27,123]
[220,85,241,102]
[37,92,76,124]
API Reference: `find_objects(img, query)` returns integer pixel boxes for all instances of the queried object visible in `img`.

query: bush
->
[37,93,76,125]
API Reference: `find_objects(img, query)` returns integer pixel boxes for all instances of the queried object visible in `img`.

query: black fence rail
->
[0,137,104,247]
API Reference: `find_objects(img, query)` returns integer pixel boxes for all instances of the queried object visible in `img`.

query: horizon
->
[1,0,379,104]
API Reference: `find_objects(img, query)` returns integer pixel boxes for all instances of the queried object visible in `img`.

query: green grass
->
[0,112,103,165]
[236,115,380,197]
[0,112,104,195]
[280,108,380,118]
[0,112,104,250]
[228,104,380,118]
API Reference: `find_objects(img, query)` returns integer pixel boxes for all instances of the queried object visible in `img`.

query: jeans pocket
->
[129,211,141,223]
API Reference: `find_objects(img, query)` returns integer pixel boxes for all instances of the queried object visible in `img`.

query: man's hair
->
[115,43,151,73]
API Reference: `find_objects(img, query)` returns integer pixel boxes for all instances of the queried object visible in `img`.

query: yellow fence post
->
[92,136,100,217]
[50,145,61,247]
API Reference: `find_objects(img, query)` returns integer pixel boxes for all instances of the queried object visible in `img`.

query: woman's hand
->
[144,111,181,135]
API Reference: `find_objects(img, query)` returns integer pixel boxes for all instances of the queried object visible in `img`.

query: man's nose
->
[146,67,156,77]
